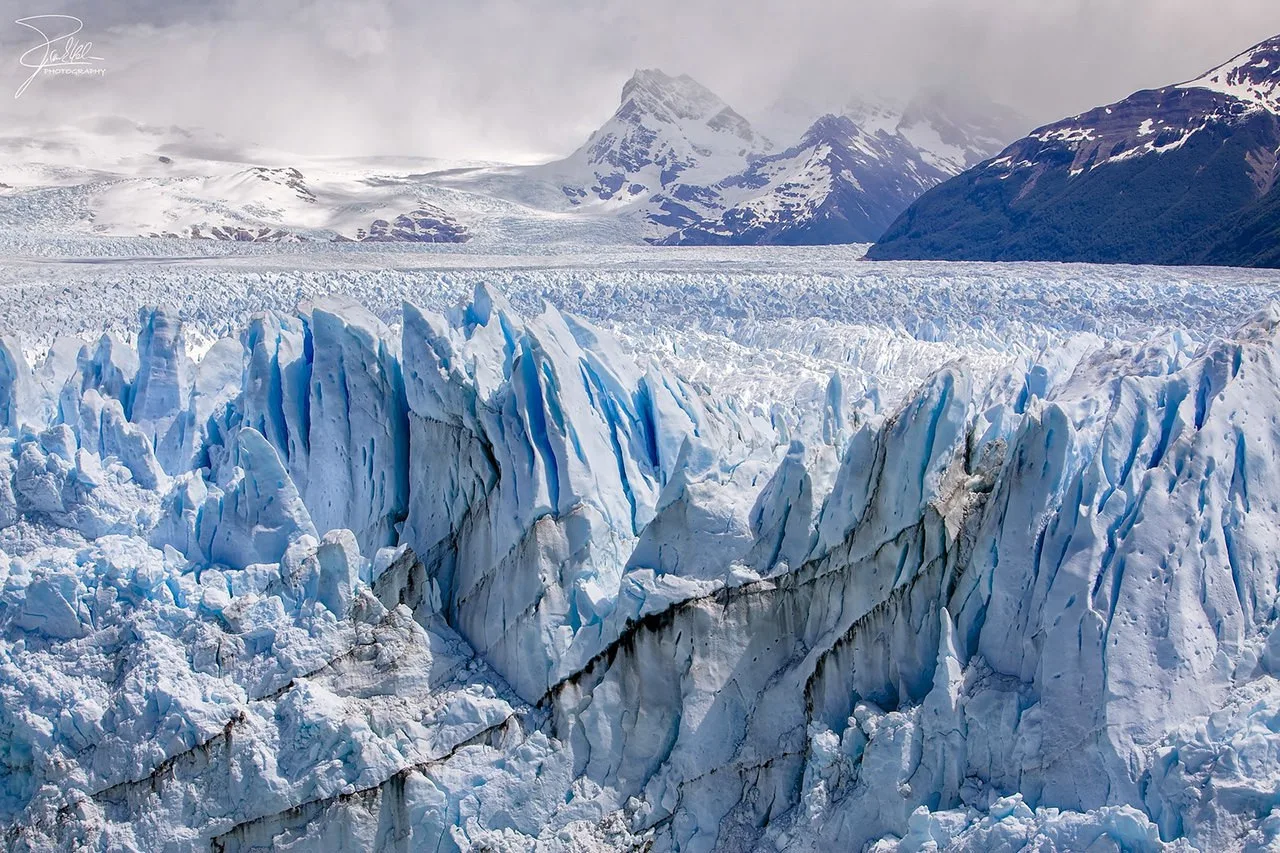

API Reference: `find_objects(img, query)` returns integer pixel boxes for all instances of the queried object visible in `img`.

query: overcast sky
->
[2,0,1279,160]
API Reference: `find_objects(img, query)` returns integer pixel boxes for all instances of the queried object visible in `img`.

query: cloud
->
[1,0,1278,159]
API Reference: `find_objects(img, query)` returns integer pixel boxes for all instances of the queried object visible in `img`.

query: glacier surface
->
[2,246,1280,851]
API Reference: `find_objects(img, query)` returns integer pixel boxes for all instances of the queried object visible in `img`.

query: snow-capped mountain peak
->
[800,112,861,145]
[652,90,1024,247]
[842,96,905,137]
[0,77,1024,251]
[1179,33,1280,114]
[841,90,1025,173]
[539,69,771,210]
[618,69,760,145]
[658,111,952,246]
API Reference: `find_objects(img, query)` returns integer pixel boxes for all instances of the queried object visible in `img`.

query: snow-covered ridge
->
[1179,34,1280,115]
[845,92,1024,175]
[620,70,762,147]
[647,90,1022,245]
[5,270,1280,849]
[868,33,1280,266]
[659,113,955,245]
[985,33,1280,182]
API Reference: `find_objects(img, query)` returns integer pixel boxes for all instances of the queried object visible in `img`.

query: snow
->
[1179,35,1280,115]
[0,78,1025,252]
[435,69,776,238]
[897,121,971,173]
[1,240,1280,850]
[0,121,633,248]
[843,98,906,137]
[1010,35,1280,183]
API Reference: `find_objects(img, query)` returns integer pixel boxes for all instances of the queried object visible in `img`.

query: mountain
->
[868,34,1280,267]
[894,89,1030,173]
[0,78,1025,249]
[0,120,475,244]
[362,68,780,240]
[536,69,772,212]
[512,71,1024,244]
[658,114,951,245]
[660,94,1022,246]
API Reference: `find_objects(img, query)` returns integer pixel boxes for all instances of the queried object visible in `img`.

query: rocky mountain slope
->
[624,83,1021,245]
[868,34,1280,267]
[656,114,951,245]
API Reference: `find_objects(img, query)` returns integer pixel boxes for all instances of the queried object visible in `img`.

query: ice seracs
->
[301,298,408,555]
[4,283,1280,850]
[397,285,771,699]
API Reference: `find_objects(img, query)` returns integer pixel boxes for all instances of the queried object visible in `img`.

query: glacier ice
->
[2,278,1280,851]
[303,298,407,555]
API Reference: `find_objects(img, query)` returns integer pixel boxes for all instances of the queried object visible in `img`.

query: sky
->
[1,0,1279,160]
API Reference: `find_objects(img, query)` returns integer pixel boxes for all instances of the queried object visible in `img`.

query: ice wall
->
[2,293,1280,851]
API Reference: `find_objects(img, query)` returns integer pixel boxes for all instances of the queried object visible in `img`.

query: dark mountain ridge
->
[868,35,1280,267]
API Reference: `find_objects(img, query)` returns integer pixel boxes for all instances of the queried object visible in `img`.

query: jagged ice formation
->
[2,284,1280,851]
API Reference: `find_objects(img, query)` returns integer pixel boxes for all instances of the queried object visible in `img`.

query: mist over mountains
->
[0,66,1028,247]
[4,0,1277,160]
[4,14,1280,264]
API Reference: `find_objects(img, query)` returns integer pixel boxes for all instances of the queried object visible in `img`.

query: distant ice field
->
[2,238,1277,428]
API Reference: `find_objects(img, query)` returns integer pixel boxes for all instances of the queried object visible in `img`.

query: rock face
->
[868,34,1280,267]
[347,207,470,243]
[6,288,1280,850]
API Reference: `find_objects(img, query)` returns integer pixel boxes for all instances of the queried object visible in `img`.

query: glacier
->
[2,256,1280,851]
